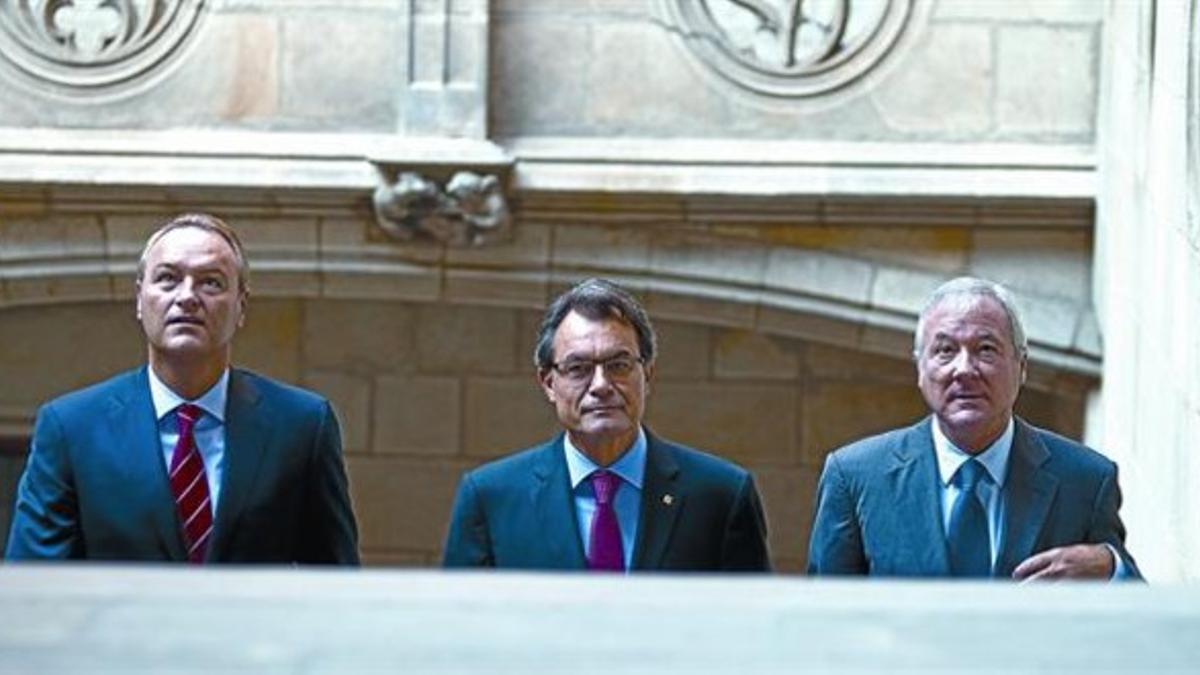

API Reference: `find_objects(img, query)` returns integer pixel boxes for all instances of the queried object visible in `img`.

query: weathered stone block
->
[648,382,798,465]
[444,269,549,310]
[757,300,859,347]
[303,370,371,454]
[375,375,461,457]
[279,13,399,130]
[647,283,757,329]
[652,320,711,381]
[491,16,591,134]
[1017,293,1081,349]
[445,224,551,269]
[416,305,519,375]
[805,343,916,383]
[764,248,873,305]
[0,302,141,408]
[870,265,946,315]
[552,225,652,273]
[651,235,767,287]
[873,24,993,135]
[320,264,442,302]
[234,298,302,384]
[713,329,800,381]
[0,215,104,261]
[996,25,1096,136]
[346,457,466,552]
[970,229,1091,302]
[320,217,444,265]
[589,22,734,134]
[303,299,415,375]
[801,380,926,466]
[935,0,1103,25]
[463,376,557,458]
[750,465,820,562]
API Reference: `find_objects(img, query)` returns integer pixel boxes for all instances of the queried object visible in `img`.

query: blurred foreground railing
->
[0,566,1196,673]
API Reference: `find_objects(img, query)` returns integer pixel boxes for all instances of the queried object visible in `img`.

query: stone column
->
[1091,0,1200,581]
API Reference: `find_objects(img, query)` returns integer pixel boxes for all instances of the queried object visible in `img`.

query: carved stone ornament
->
[0,0,206,95]
[663,0,915,98]
[373,171,513,247]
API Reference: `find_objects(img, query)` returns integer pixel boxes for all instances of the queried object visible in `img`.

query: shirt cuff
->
[1106,543,1130,580]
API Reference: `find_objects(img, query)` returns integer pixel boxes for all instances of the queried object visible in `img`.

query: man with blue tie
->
[808,277,1139,580]
[6,213,358,564]
[443,278,770,572]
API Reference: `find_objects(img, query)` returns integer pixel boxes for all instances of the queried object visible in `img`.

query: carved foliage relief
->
[664,0,914,98]
[0,0,206,95]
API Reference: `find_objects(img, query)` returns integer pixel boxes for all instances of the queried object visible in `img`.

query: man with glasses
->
[443,278,770,572]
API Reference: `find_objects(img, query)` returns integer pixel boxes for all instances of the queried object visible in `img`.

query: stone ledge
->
[0,568,1194,671]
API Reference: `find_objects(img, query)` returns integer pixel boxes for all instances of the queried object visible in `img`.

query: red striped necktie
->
[169,404,212,564]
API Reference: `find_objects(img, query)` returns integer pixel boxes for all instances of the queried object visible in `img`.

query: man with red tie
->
[6,213,358,564]
[443,278,770,572]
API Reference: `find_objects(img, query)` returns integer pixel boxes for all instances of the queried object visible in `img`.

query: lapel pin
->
[662,494,674,506]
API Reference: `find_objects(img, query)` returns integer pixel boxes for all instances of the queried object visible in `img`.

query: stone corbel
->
[372,170,513,247]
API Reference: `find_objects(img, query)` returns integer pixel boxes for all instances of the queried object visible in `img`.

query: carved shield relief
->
[663,0,915,99]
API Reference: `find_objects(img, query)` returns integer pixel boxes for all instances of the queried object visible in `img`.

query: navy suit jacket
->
[442,432,771,571]
[5,367,359,564]
[807,416,1139,578]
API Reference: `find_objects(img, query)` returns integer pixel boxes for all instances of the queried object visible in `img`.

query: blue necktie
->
[948,459,991,577]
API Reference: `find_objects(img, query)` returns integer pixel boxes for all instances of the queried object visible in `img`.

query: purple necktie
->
[587,470,624,572]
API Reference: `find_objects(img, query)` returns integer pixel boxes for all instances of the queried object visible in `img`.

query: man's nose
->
[949,348,976,376]
[174,277,200,306]
[586,364,615,392]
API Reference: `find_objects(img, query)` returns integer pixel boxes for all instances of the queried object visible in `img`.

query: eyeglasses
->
[550,354,645,384]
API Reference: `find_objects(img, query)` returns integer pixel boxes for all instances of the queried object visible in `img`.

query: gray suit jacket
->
[6,367,359,564]
[807,416,1140,578]
[443,431,770,571]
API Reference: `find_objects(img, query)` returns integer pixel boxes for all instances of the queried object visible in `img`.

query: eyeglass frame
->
[546,352,647,385]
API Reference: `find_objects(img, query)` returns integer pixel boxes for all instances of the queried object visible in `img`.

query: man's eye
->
[202,277,226,291]
[154,272,177,285]
[605,358,635,376]
[563,363,592,378]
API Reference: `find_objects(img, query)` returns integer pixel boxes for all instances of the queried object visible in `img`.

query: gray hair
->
[534,278,656,370]
[913,276,1027,359]
[137,213,250,294]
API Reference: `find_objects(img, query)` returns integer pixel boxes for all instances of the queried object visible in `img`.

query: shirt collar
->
[563,426,647,491]
[932,415,1014,488]
[148,366,230,424]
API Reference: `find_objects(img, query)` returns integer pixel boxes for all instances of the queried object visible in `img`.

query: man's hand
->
[1012,543,1114,581]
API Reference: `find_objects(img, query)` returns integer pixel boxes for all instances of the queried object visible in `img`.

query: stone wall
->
[0,295,1087,570]
[492,0,1103,143]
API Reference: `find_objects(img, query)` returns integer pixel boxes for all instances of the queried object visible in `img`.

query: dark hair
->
[534,278,656,369]
[137,212,249,294]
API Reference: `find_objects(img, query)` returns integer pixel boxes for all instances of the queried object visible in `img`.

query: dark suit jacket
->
[442,432,770,571]
[5,367,359,564]
[807,416,1140,578]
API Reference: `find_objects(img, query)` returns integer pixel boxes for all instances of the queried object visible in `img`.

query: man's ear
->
[236,290,249,329]
[1019,349,1029,385]
[134,280,143,321]
[537,368,556,403]
[642,360,655,394]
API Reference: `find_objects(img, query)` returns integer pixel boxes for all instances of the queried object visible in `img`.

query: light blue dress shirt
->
[563,427,646,571]
[932,417,1013,565]
[148,368,229,513]
[933,417,1126,578]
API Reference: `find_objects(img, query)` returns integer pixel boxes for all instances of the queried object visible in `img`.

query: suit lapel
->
[995,418,1058,577]
[632,434,682,570]
[107,367,188,561]
[207,369,270,562]
[531,437,587,569]
[885,418,951,575]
